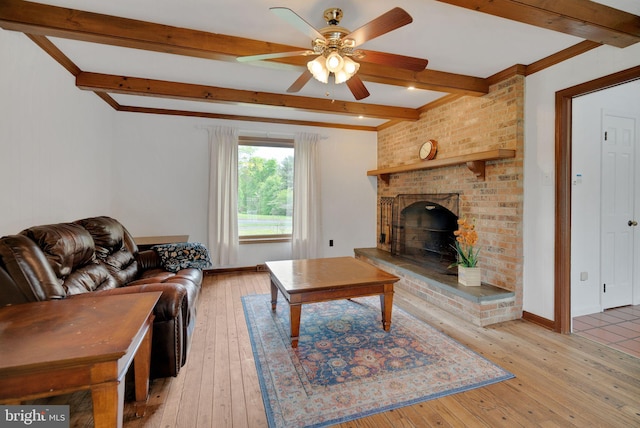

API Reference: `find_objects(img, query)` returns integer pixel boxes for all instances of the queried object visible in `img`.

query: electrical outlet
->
[329,239,334,247]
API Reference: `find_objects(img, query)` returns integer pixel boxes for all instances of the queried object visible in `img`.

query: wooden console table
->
[0,292,160,428]
[134,235,189,251]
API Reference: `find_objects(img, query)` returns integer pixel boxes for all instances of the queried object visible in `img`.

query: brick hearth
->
[355,248,518,326]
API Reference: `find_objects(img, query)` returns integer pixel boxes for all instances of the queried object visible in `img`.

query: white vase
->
[458,266,481,287]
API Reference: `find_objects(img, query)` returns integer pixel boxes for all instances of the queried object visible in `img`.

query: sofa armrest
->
[0,234,66,303]
[73,282,187,322]
[136,249,162,271]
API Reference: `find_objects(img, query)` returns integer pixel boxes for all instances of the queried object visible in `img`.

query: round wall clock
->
[419,140,437,160]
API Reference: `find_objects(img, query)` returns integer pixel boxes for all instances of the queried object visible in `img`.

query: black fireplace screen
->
[391,194,459,267]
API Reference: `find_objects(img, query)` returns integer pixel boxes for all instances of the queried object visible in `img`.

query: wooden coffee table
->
[0,292,160,428]
[266,257,400,348]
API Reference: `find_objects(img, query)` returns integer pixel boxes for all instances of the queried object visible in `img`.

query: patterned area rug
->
[242,294,514,428]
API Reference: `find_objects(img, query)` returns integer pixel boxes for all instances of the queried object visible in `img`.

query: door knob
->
[628,220,638,226]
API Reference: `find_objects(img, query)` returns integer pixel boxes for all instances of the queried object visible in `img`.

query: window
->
[238,137,294,242]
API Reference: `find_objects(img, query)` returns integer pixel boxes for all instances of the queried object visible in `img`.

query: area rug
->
[242,294,514,428]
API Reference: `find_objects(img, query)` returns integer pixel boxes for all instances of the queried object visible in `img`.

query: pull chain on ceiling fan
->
[237,7,429,100]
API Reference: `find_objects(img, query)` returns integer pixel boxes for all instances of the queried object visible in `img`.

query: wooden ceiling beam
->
[26,34,81,75]
[436,0,640,48]
[360,66,488,95]
[0,0,286,61]
[75,72,421,121]
[0,0,486,95]
[117,106,378,131]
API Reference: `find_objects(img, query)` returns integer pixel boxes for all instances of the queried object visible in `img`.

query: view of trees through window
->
[238,144,294,236]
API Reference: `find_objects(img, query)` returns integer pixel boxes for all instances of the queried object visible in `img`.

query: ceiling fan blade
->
[270,7,326,42]
[356,50,428,71]
[237,50,314,63]
[287,70,313,93]
[344,7,413,47]
[346,76,370,100]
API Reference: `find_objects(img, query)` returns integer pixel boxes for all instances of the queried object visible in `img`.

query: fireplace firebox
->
[390,194,459,272]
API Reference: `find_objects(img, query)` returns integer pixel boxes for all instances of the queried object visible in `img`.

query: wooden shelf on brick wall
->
[367,149,516,183]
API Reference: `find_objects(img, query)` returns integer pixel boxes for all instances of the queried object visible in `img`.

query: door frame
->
[555,65,640,333]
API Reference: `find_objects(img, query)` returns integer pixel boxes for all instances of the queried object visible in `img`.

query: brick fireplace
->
[357,75,525,326]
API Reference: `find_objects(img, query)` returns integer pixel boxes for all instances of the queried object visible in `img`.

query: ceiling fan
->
[237,7,429,100]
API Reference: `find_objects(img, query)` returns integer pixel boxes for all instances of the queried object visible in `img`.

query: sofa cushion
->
[63,263,117,294]
[152,242,212,273]
[75,216,126,256]
[20,223,96,279]
[19,223,117,295]
[75,216,138,285]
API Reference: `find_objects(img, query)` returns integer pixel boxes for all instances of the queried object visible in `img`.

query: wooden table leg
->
[380,286,394,331]
[133,321,153,417]
[289,304,301,348]
[91,379,125,428]
[270,278,278,310]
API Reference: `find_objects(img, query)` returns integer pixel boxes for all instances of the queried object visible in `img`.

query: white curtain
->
[292,132,322,259]
[207,126,238,267]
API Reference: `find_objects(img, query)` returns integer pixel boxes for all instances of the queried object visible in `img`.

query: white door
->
[601,111,637,310]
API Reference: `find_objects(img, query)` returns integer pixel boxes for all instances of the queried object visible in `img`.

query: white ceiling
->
[14,0,640,128]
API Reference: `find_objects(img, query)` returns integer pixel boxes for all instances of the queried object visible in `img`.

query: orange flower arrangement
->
[450,218,480,268]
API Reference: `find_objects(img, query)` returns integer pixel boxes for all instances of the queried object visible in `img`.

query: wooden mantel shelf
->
[367,149,516,183]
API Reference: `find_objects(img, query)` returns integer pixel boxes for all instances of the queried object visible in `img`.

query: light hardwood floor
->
[36,272,640,427]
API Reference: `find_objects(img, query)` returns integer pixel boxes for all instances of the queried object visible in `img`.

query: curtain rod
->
[195,126,327,140]
[239,130,328,140]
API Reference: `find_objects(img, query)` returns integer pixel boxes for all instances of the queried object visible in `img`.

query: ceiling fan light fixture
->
[307,56,329,83]
[325,51,344,73]
[343,57,359,74]
[334,57,360,84]
[334,70,349,85]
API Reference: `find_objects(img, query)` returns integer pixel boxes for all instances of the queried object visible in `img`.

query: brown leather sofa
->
[0,216,202,379]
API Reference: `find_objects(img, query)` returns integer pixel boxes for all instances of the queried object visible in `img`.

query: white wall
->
[112,114,378,267]
[524,43,640,320]
[0,30,114,236]
[317,131,378,258]
[571,81,640,316]
[111,114,211,243]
